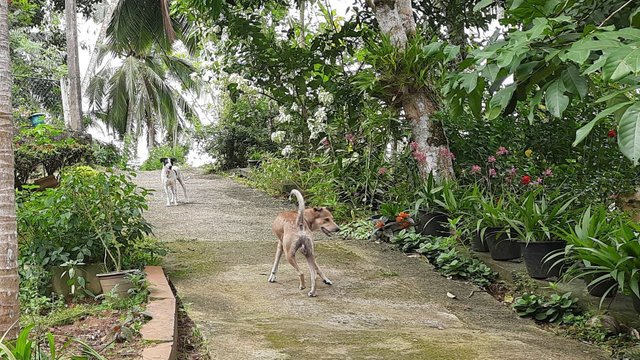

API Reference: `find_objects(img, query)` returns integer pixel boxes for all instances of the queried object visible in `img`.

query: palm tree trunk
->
[81,0,117,95]
[65,0,84,132]
[0,0,20,339]
[368,0,454,181]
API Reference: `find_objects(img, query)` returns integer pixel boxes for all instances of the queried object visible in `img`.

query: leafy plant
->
[140,145,188,171]
[339,220,373,241]
[391,229,426,253]
[512,292,580,323]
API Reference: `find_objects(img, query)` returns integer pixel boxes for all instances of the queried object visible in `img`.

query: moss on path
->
[136,170,606,360]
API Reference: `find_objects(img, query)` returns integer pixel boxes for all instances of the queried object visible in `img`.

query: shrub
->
[17,166,153,271]
[140,145,188,171]
[92,141,123,168]
[512,292,580,323]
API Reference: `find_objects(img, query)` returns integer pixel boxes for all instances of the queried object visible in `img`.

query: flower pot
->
[485,227,520,261]
[29,113,45,127]
[470,231,489,252]
[50,263,106,297]
[520,241,566,279]
[416,211,449,237]
[33,175,59,190]
[96,270,137,298]
[585,276,618,298]
[247,159,262,168]
[632,293,640,314]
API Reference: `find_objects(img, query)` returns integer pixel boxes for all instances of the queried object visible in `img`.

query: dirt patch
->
[45,309,143,359]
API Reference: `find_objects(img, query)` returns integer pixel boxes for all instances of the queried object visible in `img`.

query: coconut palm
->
[87,0,200,148]
[0,0,20,339]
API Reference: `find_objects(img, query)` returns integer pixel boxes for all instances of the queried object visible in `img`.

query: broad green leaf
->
[618,102,640,165]
[444,45,461,63]
[488,84,516,119]
[561,66,588,99]
[461,73,478,93]
[481,63,500,82]
[545,80,569,118]
[528,90,543,124]
[573,102,633,146]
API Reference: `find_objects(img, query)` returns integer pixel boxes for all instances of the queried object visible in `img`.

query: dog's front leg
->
[163,185,171,206]
[172,186,178,205]
[268,243,283,283]
[313,260,332,285]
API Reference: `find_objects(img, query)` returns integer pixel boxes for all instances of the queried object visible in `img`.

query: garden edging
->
[140,266,178,360]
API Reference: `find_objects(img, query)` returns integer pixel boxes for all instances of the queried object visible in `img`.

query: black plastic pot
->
[520,241,566,279]
[633,293,640,314]
[585,276,618,298]
[416,211,449,237]
[470,231,489,252]
[485,227,520,261]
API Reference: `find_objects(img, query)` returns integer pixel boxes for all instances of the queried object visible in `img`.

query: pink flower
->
[440,148,456,161]
[378,167,387,175]
[488,168,497,177]
[320,137,330,148]
[543,168,553,177]
[409,141,419,152]
[533,177,543,185]
[496,146,509,156]
[412,151,427,164]
[345,133,355,145]
[487,156,496,163]
[471,165,481,174]
[508,167,517,176]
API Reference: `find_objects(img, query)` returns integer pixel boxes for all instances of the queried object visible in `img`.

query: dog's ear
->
[314,207,323,212]
[160,157,167,164]
[171,157,177,163]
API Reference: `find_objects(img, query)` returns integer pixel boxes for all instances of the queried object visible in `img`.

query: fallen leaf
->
[503,294,514,303]
[447,292,457,299]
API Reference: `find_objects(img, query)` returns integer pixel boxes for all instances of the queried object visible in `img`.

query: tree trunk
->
[65,0,84,132]
[0,0,20,339]
[368,0,454,181]
[147,119,156,150]
[81,0,117,95]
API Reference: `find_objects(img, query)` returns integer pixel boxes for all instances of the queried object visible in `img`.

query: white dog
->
[160,157,188,206]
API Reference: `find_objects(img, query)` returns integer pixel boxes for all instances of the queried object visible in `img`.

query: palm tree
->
[0,0,20,339]
[87,0,200,148]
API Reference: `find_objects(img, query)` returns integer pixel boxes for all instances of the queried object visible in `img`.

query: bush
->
[140,145,188,170]
[14,124,93,186]
[92,141,123,168]
[17,166,153,270]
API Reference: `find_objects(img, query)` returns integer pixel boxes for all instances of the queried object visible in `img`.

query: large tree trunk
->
[65,0,84,132]
[0,0,20,339]
[368,0,454,181]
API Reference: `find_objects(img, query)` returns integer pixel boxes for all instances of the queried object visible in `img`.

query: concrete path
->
[136,169,606,360]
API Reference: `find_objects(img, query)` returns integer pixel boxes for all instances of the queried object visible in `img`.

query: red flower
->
[608,129,617,138]
[375,220,385,229]
[521,175,531,185]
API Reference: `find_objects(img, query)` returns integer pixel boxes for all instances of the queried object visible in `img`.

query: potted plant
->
[504,190,576,279]
[247,150,265,168]
[412,173,448,237]
[478,195,520,261]
[557,205,619,299]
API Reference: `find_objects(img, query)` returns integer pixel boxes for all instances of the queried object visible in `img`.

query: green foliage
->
[140,145,188,171]
[512,292,580,323]
[339,220,374,241]
[14,125,93,186]
[448,0,640,164]
[391,229,426,253]
[121,237,167,270]
[16,166,153,272]
[197,94,277,170]
[91,142,123,168]
[435,248,497,288]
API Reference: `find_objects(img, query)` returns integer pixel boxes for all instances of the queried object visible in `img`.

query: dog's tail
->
[290,189,305,232]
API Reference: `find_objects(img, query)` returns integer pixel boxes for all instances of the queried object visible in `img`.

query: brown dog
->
[268,189,340,297]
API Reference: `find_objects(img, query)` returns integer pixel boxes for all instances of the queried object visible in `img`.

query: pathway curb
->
[140,266,177,360]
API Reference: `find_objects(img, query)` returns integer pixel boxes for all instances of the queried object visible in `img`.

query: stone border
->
[140,266,178,360]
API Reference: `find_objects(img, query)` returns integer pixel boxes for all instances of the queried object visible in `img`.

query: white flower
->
[318,90,334,106]
[270,131,286,144]
[291,103,299,112]
[313,107,327,123]
[281,145,293,157]
[275,108,292,124]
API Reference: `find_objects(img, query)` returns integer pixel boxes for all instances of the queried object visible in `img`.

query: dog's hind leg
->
[313,260,333,286]
[268,243,283,283]
[286,252,305,290]
[304,252,319,297]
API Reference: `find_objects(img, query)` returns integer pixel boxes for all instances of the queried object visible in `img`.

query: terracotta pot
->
[33,175,59,190]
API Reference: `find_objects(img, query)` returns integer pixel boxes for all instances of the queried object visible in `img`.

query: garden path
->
[136,169,607,360]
